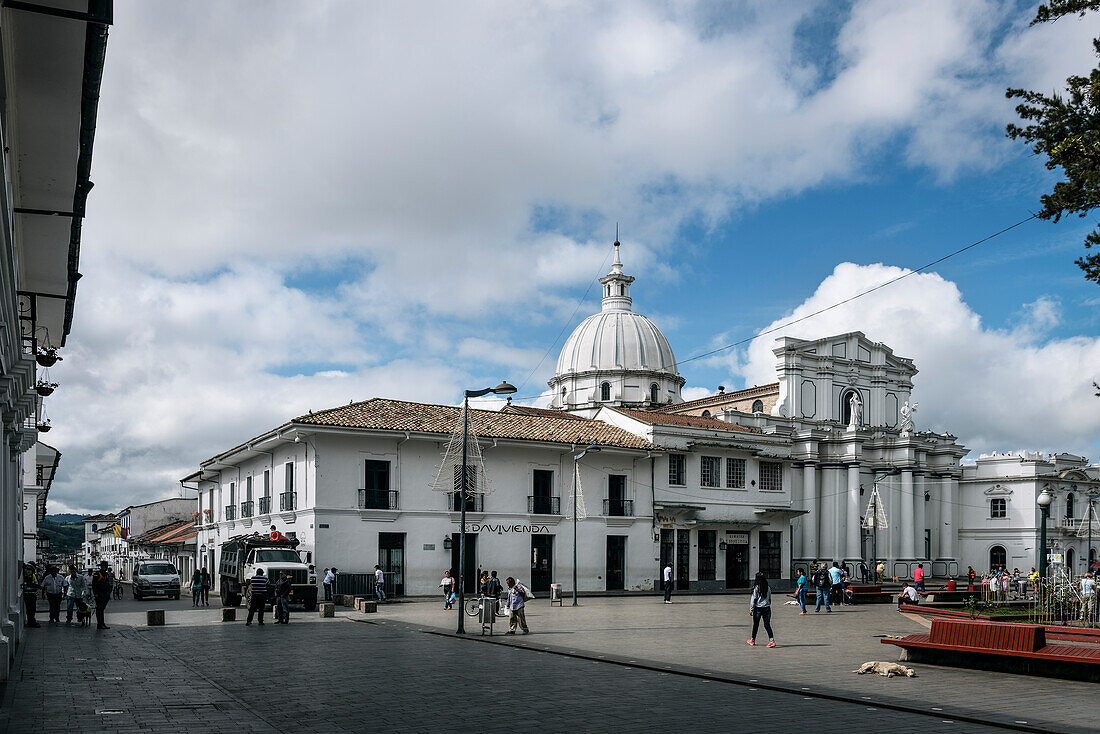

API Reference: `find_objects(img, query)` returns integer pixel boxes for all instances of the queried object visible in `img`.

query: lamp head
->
[1037,488,1054,508]
[491,381,517,395]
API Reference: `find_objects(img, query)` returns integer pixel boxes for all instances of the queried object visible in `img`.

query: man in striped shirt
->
[245,569,269,626]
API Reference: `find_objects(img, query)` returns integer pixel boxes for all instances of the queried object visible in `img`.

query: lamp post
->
[866,468,898,584]
[1087,489,1099,574]
[1037,487,1053,577]
[456,381,516,635]
[572,445,600,607]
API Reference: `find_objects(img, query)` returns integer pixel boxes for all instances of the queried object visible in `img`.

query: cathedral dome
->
[548,242,684,415]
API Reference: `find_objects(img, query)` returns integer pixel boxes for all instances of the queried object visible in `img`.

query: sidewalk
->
[366,594,1097,733]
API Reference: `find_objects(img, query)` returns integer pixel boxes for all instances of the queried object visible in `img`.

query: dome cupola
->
[548,241,684,417]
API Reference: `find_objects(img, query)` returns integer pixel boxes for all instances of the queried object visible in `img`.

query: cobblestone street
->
[0,595,1090,733]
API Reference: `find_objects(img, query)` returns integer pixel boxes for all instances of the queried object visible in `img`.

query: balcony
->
[240,501,254,518]
[224,505,236,521]
[451,493,484,513]
[279,492,297,512]
[358,489,399,510]
[258,496,271,514]
[603,498,633,517]
[1060,517,1079,530]
[527,495,560,515]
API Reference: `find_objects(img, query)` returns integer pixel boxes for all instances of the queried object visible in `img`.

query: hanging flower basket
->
[35,348,61,368]
[35,381,57,397]
[36,421,51,433]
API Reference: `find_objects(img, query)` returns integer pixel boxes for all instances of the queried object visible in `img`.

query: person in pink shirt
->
[913,564,925,592]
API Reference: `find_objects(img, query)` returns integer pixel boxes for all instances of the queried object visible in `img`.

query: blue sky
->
[44,1,1100,513]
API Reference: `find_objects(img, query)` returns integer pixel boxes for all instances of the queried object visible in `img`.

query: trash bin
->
[480,599,495,625]
[550,583,563,606]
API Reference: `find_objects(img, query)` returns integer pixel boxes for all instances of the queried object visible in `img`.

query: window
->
[726,458,746,489]
[990,498,1007,518]
[452,465,482,511]
[751,399,764,413]
[989,545,1007,569]
[263,470,270,498]
[668,454,686,486]
[700,456,721,488]
[530,469,557,514]
[606,475,630,516]
[701,410,711,418]
[1066,493,1075,519]
[284,462,294,492]
[698,530,716,581]
[361,460,392,509]
[759,462,782,492]
[246,476,253,501]
[600,382,611,401]
[650,383,659,403]
[453,464,477,493]
[229,481,236,505]
[759,531,782,578]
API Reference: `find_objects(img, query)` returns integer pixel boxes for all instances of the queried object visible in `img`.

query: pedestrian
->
[663,562,673,604]
[946,576,957,592]
[913,563,925,593]
[897,582,920,608]
[245,568,269,626]
[190,570,203,606]
[875,559,885,584]
[487,570,503,616]
[274,571,292,624]
[269,525,289,542]
[813,562,832,613]
[21,562,41,628]
[42,565,65,624]
[828,562,843,606]
[747,572,776,647]
[439,570,455,608]
[91,561,113,630]
[478,570,489,597]
[199,566,211,606]
[967,565,976,591]
[858,559,869,584]
[64,564,86,625]
[839,566,851,605]
[794,567,807,615]
[322,567,334,601]
[373,565,386,602]
[505,576,530,635]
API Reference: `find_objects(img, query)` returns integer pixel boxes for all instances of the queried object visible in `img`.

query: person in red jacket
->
[269,525,289,542]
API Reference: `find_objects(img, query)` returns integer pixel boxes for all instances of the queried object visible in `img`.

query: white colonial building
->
[82,498,194,578]
[21,442,59,562]
[958,451,1100,575]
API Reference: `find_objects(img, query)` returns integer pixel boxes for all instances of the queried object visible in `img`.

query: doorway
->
[450,533,478,594]
[659,529,674,580]
[676,529,690,590]
[531,535,553,592]
[378,532,405,596]
[725,543,749,588]
[606,536,626,590]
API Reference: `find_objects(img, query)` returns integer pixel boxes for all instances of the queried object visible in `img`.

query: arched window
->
[619,284,625,296]
[840,389,856,424]
[600,382,611,401]
[751,399,764,413]
[701,410,711,418]
[650,383,659,403]
[989,545,1007,570]
[1066,492,1075,518]
[990,498,1007,518]
[1066,547,1076,571]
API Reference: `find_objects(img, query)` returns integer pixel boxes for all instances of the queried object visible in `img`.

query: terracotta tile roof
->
[294,398,660,451]
[132,519,197,545]
[654,383,779,413]
[82,513,117,522]
[610,407,758,433]
[500,404,588,420]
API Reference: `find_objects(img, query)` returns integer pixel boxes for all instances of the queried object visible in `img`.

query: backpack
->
[813,568,831,587]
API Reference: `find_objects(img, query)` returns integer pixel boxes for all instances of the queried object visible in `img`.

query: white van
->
[132,561,182,600]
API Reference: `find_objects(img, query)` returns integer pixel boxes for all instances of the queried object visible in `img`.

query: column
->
[791,464,804,560]
[823,466,840,560]
[915,473,926,560]
[846,464,862,561]
[940,476,956,559]
[899,469,915,560]
[803,463,818,560]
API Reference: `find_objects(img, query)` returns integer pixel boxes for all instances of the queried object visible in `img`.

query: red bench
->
[882,619,1100,681]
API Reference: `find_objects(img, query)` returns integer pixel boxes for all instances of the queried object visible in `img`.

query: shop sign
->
[465,523,551,534]
[725,532,749,544]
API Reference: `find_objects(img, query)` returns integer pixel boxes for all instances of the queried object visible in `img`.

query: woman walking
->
[190,570,204,606]
[439,570,455,609]
[794,567,807,615]
[747,572,776,648]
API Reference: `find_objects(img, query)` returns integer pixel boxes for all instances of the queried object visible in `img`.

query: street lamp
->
[866,468,898,583]
[1037,486,1054,577]
[572,445,601,606]
[456,381,516,634]
[1086,489,1099,575]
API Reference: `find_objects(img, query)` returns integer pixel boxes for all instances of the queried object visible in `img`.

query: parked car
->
[132,561,182,600]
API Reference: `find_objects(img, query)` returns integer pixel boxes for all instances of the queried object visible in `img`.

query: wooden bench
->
[882,619,1100,681]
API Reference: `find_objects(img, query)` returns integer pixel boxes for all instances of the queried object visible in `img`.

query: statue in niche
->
[900,400,918,435]
[847,391,863,428]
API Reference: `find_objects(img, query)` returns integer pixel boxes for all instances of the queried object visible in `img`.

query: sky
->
[45,0,1100,514]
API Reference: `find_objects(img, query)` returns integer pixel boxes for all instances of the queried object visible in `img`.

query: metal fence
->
[973,566,1099,628]
[334,572,397,599]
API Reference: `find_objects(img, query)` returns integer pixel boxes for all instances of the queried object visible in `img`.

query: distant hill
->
[39,515,85,554]
[44,513,85,523]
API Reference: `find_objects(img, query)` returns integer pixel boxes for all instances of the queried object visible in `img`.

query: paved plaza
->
[0,594,1093,733]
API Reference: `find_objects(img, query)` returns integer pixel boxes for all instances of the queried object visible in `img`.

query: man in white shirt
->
[1080,573,1096,621]
[897,583,920,608]
[322,568,335,601]
[663,563,673,604]
[373,565,386,602]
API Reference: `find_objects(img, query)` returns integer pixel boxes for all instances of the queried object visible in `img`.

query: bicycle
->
[112,580,124,600]
[464,595,505,617]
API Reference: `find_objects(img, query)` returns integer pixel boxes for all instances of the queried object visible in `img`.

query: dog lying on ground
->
[852,661,916,678]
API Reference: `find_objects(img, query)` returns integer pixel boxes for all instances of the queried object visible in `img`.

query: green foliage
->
[38,517,85,554]
[961,595,994,619]
[1007,1,1100,285]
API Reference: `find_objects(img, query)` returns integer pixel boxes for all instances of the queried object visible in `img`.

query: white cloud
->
[739,263,1100,459]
